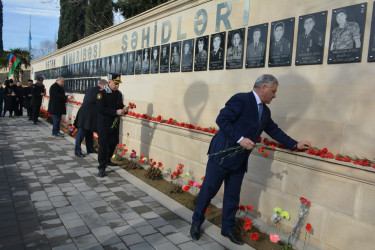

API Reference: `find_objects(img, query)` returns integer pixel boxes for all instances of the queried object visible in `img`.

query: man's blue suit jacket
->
[208,91,297,171]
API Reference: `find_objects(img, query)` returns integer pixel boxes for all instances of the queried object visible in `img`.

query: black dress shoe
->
[98,169,106,178]
[221,232,244,245]
[106,162,118,166]
[87,149,98,154]
[75,153,86,158]
[190,224,201,241]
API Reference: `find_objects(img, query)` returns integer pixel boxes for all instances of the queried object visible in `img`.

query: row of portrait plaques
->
[64,78,100,94]
[35,2,375,81]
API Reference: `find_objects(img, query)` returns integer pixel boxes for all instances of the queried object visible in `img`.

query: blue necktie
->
[258,103,263,123]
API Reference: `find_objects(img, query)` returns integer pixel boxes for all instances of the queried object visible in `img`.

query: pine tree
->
[114,0,169,19]
[57,0,87,49]
[85,0,113,37]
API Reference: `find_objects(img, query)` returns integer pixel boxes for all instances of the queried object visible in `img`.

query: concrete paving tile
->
[45,226,69,238]
[144,232,169,246]
[134,225,157,236]
[67,225,91,238]
[121,233,144,246]
[52,243,78,250]
[178,241,204,250]
[166,232,190,245]
[200,241,226,250]
[127,218,148,228]
[73,234,99,248]
[157,225,179,236]
[128,241,154,250]
[113,225,136,236]
[153,241,179,250]
[148,217,169,228]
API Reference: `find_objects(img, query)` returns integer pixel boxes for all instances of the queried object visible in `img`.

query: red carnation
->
[305,223,312,232]
[246,205,253,212]
[250,232,259,241]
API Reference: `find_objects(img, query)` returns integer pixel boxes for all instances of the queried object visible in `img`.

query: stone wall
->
[35,0,375,249]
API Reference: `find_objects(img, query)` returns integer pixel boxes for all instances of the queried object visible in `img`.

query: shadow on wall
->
[241,72,314,218]
[183,81,209,126]
[140,103,155,158]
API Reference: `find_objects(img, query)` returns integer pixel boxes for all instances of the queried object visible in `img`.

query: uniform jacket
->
[31,83,45,106]
[246,41,266,58]
[270,37,291,57]
[97,89,125,145]
[47,82,67,115]
[208,91,297,171]
[74,86,101,132]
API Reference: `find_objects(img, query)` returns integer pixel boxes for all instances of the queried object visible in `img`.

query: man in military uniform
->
[182,42,193,67]
[161,46,169,66]
[297,15,324,54]
[97,73,129,177]
[151,48,159,73]
[226,31,243,62]
[210,34,224,62]
[246,28,266,62]
[171,46,180,66]
[195,38,207,65]
[330,9,361,51]
[142,49,150,73]
[74,79,107,157]
[135,53,142,73]
[270,22,291,57]
[31,77,46,124]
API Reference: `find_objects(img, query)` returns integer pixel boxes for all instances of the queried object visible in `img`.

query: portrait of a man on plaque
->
[135,50,143,75]
[194,36,208,71]
[209,32,226,70]
[127,51,135,75]
[160,44,170,73]
[368,2,375,62]
[328,3,367,64]
[296,12,327,65]
[151,46,160,74]
[115,55,121,74]
[269,18,295,67]
[106,56,112,74]
[96,59,102,76]
[170,42,181,72]
[246,24,268,68]
[102,57,107,76]
[121,53,128,75]
[142,48,150,74]
[226,28,245,69]
[181,39,194,72]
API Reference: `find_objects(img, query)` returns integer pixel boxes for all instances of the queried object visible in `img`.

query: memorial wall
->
[31,0,375,249]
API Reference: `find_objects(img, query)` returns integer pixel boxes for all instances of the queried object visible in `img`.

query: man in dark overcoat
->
[3,80,17,117]
[15,81,24,116]
[190,74,311,245]
[47,77,67,136]
[23,80,34,120]
[31,77,46,124]
[97,73,128,177]
[73,79,107,157]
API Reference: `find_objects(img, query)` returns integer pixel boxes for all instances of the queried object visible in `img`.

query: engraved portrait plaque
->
[269,18,295,67]
[151,46,160,74]
[160,44,170,73]
[209,32,226,70]
[181,39,194,72]
[194,35,209,71]
[226,28,245,69]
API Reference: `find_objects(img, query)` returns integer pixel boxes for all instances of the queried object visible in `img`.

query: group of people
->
[46,73,128,178]
[0,77,46,123]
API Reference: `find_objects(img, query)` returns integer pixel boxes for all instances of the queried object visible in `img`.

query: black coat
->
[74,86,101,132]
[16,86,24,105]
[47,82,67,115]
[31,83,46,106]
[4,85,17,111]
[23,87,33,109]
[97,89,124,145]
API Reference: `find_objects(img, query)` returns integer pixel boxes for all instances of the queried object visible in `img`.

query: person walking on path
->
[97,73,128,177]
[3,79,17,117]
[15,81,24,116]
[190,74,311,245]
[31,77,46,124]
[47,77,67,136]
[73,79,107,157]
[0,82,4,117]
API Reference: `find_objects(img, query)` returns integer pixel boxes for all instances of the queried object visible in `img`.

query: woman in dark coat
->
[3,80,17,117]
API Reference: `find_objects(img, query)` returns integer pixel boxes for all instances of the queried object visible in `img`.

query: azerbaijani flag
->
[8,53,21,77]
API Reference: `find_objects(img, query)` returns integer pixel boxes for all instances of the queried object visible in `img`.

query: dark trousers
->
[98,143,116,170]
[0,100,3,117]
[15,101,23,116]
[75,128,95,155]
[192,158,245,234]
[32,103,42,122]
[27,106,32,119]
[51,114,62,135]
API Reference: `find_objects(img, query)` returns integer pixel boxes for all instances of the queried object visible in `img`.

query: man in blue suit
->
[190,74,311,245]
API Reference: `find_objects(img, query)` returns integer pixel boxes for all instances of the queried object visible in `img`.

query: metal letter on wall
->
[209,32,226,70]
[177,16,187,40]
[181,39,194,72]
[170,41,181,72]
[194,9,208,36]
[368,2,375,62]
[268,18,295,67]
[142,27,150,48]
[151,46,160,74]
[295,11,327,65]
[131,31,138,50]
[160,44,170,73]
[245,23,268,68]
[161,21,172,44]
[226,28,245,69]
[216,2,232,32]
[328,3,367,64]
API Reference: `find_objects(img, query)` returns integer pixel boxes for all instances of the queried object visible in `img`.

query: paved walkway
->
[0,116,232,250]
